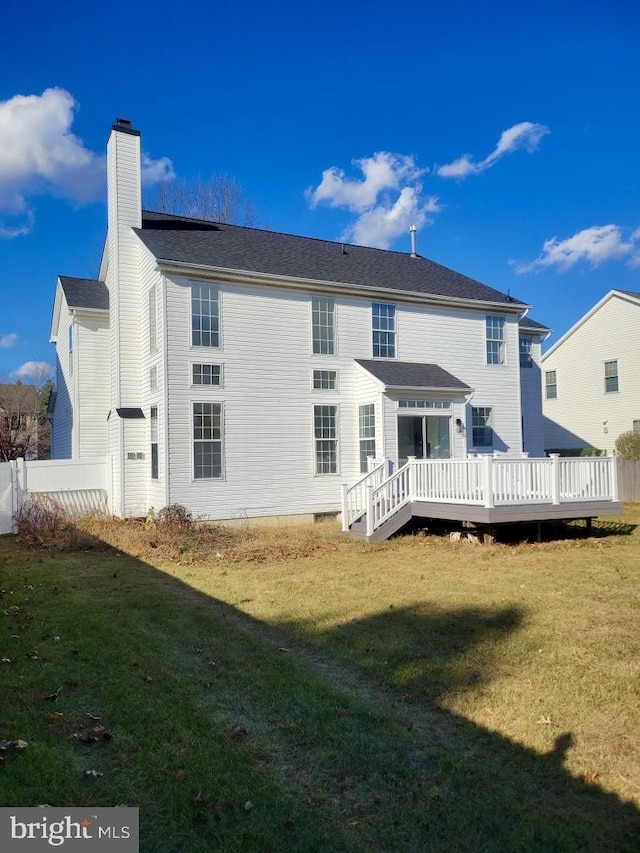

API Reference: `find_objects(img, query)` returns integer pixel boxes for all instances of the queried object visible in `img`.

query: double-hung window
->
[519,337,533,368]
[150,406,159,480]
[312,297,335,355]
[372,303,396,358]
[312,369,337,390]
[314,405,338,474]
[486,316,505,364]
[359,404,376,473]
[472,407,493,448]
[193,402,223,479]
[192,364,222,386]
[604,360,619,393]
[192,283,220,348]
[545,370,557,400]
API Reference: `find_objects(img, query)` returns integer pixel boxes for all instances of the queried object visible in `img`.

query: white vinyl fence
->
[0,457,110,534]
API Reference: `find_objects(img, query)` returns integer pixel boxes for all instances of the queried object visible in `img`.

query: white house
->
[50,118,551,523]
[542,289,640,455]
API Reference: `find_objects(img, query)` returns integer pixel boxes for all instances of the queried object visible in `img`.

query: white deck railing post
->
[550,453,560,504]
[483,454,494,508]
[407,456,417,500]
[366,484,375,538]
[340,483,350,532]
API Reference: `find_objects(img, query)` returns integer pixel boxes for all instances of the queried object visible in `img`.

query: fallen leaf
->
[583,770,599,784]
[537,716,553,726]
[227,726,249,741]
[74,725,113,743]
[0,739,28,751]
[175,769,186,780]
[84,769,104,778]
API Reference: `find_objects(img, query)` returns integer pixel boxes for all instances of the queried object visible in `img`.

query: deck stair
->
[341,454,622,542]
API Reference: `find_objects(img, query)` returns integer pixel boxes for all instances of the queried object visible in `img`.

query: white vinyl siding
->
[149,285,158,353]
[191,283,220,348]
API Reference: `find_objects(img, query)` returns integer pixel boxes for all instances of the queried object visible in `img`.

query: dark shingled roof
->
[59,276,109,311]
[115,408,145,419]
[617,289,640,299]
[519,316,550,333]
[356,360,471,391]
[135,211,528,308]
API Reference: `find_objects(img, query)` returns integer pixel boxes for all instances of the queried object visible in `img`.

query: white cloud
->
[514,224,640,273]
[0,333,19,348]
[307,152,438,249]
[141,152,175,187]
[11,361,54,382]
[437,121,549,179]
[0,88,174,237]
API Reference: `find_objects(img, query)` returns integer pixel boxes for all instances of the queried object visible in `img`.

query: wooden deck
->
[342,455,621,541]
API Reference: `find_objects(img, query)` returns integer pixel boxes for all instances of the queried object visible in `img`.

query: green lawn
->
[1,509,639,851]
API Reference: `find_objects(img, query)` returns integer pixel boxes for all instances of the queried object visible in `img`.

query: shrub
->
[154,504,194,534]
[14,495,98,550]
[614,431,640,461]
[546,447,603,457]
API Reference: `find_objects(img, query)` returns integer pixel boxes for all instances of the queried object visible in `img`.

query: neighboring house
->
[49,119,549,521]
[542,289,640,455]
[0,383,40,461]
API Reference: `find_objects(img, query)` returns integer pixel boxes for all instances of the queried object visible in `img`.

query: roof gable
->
[136,211,529,309]
[59,277,109,311]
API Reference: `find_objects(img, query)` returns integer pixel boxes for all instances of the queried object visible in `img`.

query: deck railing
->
[340,458,391,531]
[343,454,619,536]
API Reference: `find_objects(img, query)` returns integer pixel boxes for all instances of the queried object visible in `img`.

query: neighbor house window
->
[312,297,335,355]
[545,370,557,399]
[486,316,505,364]
[604,360,619,393]
[149,285,158,353]
[193,402,223,479]
[314,405,338,474]
[472,407,493,447]
[149,366,158,391]
[150,406,159,480]
[192,364,222,386]
[519,337,533,368]
[312,369,337,390]
[359,404,376,473]
[68,325,73,377]
[372,303,396,358]
[191,283,220,347]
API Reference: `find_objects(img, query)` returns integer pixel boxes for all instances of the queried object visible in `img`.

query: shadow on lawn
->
[5,533,639,852]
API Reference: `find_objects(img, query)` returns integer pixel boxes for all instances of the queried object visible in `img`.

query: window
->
[486,316,505,364]
[312,297,335,355]
[191,283,220,347]
[604,360,619,393]
[372,303,396,358]
[472,407,493,447]
[149,285,158,353]
[312,369,337,390]
[192,364,222,386]
[314,405,338,474]
[519,337,533,368]
[68,325,73,377]
[398,400,451,409]
[193,402,223,479]
[545,370,557,400]
[359,404,376,473]
[149,366,158,391]
[633,420,640,436]
[150,406,159,479]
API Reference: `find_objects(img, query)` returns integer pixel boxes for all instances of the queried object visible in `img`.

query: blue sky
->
[1,0,638,381]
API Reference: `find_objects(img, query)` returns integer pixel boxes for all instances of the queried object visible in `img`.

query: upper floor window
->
[149,366,158,391]
[149,285,158,353]
[472,407,493,447]
[604,360,619,393]
[372,302,396,359]
[312,369,337,390]
[486,316,505,364]
[545,370,557,399]
[359,403,376,473]
[192,283,220,348]
[519,337,533,368]
[312,297,335,355]
[192,364,222,386]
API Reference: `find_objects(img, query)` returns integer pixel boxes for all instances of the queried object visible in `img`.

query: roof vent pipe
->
[409,224,417,258]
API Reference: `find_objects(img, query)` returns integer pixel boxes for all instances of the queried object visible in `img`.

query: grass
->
[1,507,639,851]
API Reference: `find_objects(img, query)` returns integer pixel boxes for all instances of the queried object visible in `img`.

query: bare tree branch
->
[146,174,258,226]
